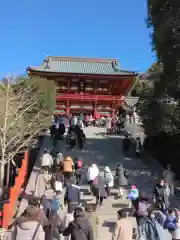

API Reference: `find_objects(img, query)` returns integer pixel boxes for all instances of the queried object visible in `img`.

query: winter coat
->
[112,218,133,240]
[53,172,64,183]
[135,140,142,153]
[164,215,177,230]
[64,184,80,204]
[56,153,64,165]
[14,217,45,240]
[34,173,52,198]
[61,216,94,240]
[87,164,99,182]
[128,188,139,200]
[151,210,166,226]
[41,153,53,168]
[92,175,106,198]
[163,170,175,185]
[140,218,165,240]
[61,158,74,173]
[115,166,128,187]
[86,211,99,240]
[104,167,114,187]
[59,123,65,134]
[153,185,165,201]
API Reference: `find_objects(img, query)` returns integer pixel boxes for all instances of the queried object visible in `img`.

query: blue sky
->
[0,0,155,78]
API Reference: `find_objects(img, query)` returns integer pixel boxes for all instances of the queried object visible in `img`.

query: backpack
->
[51,196,60,212]
[136,202,148,217]
[77,160,82,168]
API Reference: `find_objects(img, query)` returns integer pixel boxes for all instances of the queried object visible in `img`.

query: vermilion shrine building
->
[27,56,137,117]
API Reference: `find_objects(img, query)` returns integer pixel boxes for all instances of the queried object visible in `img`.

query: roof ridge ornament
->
[111,60,120,72]
[43,56,50,69]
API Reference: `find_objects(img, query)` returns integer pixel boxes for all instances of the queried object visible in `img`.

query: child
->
[164,208,177,232]
[127,185,139,207]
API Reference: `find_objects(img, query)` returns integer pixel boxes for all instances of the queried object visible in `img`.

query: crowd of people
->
[10,145,180,240]
[7,115,180,240]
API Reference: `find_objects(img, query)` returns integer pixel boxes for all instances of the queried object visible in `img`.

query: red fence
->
[3,151,28,229]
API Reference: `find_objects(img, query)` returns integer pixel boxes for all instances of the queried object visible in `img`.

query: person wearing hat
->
[61,156,74,180]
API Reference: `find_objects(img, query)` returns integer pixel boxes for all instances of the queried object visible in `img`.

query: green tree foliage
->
[140,1,180,136]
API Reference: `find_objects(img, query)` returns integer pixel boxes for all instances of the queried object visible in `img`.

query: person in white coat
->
[41,149,53,169]
[104,166,114,197]
[87,164,99,194]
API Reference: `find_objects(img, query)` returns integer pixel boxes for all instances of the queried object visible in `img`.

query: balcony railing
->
[56,93,125,101]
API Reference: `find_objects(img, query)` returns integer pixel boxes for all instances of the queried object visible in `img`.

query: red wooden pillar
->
[66,100,70,115]
[112,101,115,118]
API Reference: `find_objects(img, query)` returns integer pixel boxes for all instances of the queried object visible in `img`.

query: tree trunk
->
[0,161,5,196]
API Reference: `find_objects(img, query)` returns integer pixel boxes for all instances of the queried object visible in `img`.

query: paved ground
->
[17,126,173,239]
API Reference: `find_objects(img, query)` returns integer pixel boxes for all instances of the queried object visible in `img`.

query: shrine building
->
[27,56,138,117]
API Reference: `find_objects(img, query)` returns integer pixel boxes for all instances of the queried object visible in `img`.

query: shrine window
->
[85,84,93,91]
[70,86,78,90]
[72,78,79,82]
[102,88,108,92]
[99,80,108,83]
[97,88,103,92]
[86,79,93,83]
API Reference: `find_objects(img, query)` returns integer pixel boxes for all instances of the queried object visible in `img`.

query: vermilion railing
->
[56,93,125,101]
[3,151,28,229]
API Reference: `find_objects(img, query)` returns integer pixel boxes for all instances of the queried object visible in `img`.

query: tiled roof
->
[28,56,136,76]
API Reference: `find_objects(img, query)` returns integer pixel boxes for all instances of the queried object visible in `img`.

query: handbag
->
[54,181,63,192]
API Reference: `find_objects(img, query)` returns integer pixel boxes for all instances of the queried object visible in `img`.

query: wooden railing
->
[3,151,28,229]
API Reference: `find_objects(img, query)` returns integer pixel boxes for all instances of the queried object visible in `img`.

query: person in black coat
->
[58,123,65,140]
[59,207,94,240]
[77,129,86,150]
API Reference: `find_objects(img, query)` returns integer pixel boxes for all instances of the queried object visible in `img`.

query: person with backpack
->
[59,207,94,240]
[75,158,83,185]
[134,193,149,226]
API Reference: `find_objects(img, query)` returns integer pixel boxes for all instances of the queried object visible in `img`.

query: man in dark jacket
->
[60,207,94,240]
[64,178,81,213]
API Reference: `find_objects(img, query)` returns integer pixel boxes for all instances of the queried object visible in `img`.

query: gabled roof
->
[28,56,137,76]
